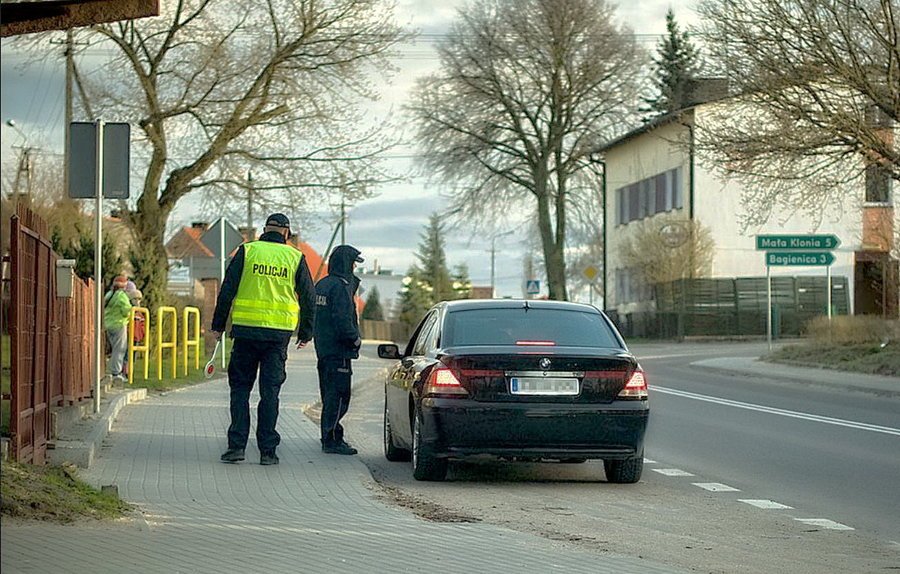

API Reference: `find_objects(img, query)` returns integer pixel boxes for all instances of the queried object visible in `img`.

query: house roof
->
[292,240,327,281]
[593,109,694,156]
[166,226,215,258]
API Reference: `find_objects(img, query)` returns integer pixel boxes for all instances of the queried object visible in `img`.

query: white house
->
[598,97,898,333]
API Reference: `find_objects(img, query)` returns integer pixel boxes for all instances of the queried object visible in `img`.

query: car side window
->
[413,313,438,356]
[425,312,442,352]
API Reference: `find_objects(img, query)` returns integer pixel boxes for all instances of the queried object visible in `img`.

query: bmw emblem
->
[539,357,552,370]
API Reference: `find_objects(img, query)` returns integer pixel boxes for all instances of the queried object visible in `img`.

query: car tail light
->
[515,340,556,346]
[618,369,648,400]
[425,366,468,396]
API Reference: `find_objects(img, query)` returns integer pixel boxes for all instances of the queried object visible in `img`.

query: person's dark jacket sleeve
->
[211,245,245,332]
[295,257,316,343]
[329,280,360,346]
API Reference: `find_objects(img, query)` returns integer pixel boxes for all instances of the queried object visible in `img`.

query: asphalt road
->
[314,341,900,573]
[631,341,900,541]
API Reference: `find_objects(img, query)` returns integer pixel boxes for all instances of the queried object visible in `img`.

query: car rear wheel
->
[384,399,411,462]
[604,452,643,484]
[412,410,447,481]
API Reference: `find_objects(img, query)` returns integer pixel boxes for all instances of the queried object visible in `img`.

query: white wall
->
[604,118,691,313]
[603,104,896,315]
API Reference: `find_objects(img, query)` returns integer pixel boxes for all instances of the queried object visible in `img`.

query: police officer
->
[212,213,315,465]
[315,245,364,455]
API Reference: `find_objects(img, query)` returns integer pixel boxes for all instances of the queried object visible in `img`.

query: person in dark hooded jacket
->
[315,244,364,455]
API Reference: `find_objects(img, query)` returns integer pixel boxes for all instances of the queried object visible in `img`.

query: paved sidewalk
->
[2,350,682,574]
[692,356,900,396]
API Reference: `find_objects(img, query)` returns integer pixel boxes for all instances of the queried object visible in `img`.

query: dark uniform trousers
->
[317,357,352,446]
[227,338,289,453]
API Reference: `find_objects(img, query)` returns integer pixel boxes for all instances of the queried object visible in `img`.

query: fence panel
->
[8,206,96,463]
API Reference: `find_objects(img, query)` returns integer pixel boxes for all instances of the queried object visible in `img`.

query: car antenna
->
[523,300,530,312]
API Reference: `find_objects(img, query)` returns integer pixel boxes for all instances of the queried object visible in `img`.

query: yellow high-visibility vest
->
[231,241,303,331]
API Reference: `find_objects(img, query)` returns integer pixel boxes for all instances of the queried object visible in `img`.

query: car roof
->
[438,299,602,313]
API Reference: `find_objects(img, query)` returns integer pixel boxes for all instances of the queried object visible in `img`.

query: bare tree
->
[16,0,403,309]
[695,0,899,225]
[408,0,644,300]
[618,217,715,288]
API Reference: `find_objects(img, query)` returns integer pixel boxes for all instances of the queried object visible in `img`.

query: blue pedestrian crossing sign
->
[525,280,540,295]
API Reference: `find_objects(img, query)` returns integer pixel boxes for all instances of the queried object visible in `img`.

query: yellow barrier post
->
[156,306,178,380]
[182,306,201,375]
[128,306,151,385]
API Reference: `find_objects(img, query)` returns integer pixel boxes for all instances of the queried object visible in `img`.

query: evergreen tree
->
[451,264,472,299]
[52,225,126,290]
[416,213,455,302]
[643,8,700,117]
[398,266,434,330]
[361,286,385,321]
[398,215,474,329]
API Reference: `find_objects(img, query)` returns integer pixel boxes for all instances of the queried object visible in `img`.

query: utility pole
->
[339,175,347,245]
[64,29,74,194]
[490,237,497,298]
[247,170,253,230]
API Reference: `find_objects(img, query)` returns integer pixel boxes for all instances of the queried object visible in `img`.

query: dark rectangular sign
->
[68,122,131,199]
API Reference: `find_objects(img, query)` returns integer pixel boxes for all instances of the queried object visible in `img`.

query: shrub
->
[803,316,900,345]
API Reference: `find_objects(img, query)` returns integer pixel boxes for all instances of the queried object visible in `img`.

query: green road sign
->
[766,251,835,266]
[756,234,840,250]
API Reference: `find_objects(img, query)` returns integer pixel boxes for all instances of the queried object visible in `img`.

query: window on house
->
[866,164,891,204]
[671,167,683,209]
[655,173,667,214]
[628,183,640,221]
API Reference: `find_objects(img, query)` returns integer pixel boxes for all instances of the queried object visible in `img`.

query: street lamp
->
[5,118,35,202]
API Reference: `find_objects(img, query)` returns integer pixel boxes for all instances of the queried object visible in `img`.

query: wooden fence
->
[6,206,96,464]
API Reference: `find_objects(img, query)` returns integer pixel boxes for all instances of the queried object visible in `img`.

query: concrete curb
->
[50,387,148,468]
[691,357,900,398]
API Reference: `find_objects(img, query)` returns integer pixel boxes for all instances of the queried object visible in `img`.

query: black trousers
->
[227,338,288,453]
[317,357,352,446]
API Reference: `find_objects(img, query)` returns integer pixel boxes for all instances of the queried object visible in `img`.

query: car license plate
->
[509,376,579,395]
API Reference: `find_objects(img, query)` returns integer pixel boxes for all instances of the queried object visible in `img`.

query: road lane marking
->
[794,518,854,531]
[739,499,793,509]
[652,468,694,476]
[652,385,900,436]
[693,483,740,492]
[643,458,657,464]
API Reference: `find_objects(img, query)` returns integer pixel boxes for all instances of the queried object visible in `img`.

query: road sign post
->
[758,234,840,351]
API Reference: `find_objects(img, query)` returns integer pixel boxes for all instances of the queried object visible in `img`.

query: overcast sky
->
[1,0,698,299]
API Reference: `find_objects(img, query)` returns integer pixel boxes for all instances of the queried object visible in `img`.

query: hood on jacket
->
[328,245,363,278]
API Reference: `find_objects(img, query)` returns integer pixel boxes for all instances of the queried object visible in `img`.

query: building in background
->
[598,91,898,337]
[356,265,404,321]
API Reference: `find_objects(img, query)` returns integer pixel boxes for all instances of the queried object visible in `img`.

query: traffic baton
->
[205,340,221,379]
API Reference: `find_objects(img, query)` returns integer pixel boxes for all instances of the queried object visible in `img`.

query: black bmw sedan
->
[377,299,649,482]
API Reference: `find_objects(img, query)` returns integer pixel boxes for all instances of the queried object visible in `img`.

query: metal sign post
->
[93,119,104,413]
[766,265,772,352]
[220,218,227,369]
[759,235,840,352]
[68,119,130,413]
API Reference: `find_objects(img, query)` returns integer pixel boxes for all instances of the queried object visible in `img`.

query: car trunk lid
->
[440,345,637,404]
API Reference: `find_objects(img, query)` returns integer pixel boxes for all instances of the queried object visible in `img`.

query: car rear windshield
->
[441,308,621,348]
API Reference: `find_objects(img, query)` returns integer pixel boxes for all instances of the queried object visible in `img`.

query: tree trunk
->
[129,200,171,314]
[536,191,568,301]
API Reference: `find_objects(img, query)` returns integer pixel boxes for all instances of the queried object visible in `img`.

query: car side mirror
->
[377,344,402,360]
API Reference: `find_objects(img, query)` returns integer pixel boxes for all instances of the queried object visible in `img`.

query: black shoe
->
[260,451,279,465]
[220,448,245,463]
[322,442,357,455]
